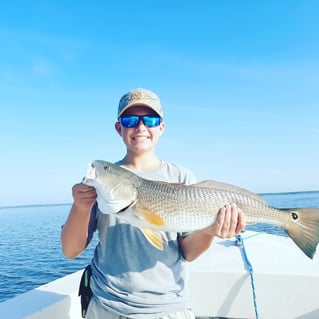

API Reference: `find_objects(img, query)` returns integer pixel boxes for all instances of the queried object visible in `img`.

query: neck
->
[120,153,162,172]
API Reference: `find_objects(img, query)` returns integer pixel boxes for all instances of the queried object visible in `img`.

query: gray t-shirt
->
[87,161,196,318]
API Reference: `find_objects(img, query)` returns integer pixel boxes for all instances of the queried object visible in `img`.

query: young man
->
[61,88,245,319]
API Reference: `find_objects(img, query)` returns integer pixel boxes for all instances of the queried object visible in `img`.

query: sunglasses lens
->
[143,116,161,127]
[120,115,161,128]
[120,116,139,128]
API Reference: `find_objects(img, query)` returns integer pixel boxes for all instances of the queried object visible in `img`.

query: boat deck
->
[1,231,319,319]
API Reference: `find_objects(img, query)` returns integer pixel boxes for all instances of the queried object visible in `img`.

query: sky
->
[1,0,319,206]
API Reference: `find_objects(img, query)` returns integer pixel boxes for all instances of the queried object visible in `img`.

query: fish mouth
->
[85,162,96,180]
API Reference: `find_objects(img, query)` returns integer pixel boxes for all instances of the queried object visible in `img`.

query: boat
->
[1,230,319,319]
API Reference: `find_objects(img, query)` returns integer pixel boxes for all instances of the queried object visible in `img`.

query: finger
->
[235,208,246,234]
[214,206,226,235]
[73,188,96,204]
[228,203,239,236]
[77,192,97,206]
[220,204,232,237]
[81,188,97,199]
[73,184,95,195]
[78,184,95,193]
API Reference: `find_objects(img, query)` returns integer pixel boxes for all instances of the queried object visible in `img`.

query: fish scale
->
[135,178,287,231]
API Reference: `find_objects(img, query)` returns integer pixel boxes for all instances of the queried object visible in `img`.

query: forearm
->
[61,203,91,259]
[179,204,246,262]
[179,230,215,262]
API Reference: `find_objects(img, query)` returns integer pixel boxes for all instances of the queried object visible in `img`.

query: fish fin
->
[194,180,267,204]
[137,208,166,227]
[159,231,169,243]
[140,228,164,250]
[285,208,319,259]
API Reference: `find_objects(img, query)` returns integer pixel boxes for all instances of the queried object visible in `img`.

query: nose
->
[135,118,147,129]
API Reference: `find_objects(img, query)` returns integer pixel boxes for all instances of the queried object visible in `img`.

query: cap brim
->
[118,102,162,118]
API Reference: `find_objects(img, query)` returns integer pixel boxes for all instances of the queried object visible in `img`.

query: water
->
[0,191,318,303]
[0,204,98,303]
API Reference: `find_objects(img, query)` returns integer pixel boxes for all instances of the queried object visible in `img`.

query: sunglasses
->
[119,115,162,128]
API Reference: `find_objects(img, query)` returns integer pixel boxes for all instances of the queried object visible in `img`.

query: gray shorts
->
[86,296,195,319]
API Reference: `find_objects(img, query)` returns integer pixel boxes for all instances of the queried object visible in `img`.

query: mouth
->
[132,135,149,141]
[85,162,96,180]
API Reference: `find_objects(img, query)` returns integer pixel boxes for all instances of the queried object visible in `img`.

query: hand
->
[72,183,97,210]
[204,203,246,238]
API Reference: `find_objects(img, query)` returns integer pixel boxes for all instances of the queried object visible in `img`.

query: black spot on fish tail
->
[291,212,299,220]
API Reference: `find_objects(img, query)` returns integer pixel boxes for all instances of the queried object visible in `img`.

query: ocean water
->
[0,191,318,303]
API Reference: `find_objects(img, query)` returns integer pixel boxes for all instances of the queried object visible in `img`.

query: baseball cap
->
[117,88,163,118]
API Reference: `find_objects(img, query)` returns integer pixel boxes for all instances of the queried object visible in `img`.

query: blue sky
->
[1,1,318,206]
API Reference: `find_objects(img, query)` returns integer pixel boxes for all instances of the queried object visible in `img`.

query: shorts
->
[85,296,195,319]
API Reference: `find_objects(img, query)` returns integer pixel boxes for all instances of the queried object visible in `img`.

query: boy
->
[61,88,245,319]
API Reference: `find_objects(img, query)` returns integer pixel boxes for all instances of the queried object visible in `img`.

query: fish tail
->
[285,208,319,259]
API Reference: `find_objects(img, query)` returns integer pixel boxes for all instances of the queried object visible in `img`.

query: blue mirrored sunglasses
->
[119,115,162,128]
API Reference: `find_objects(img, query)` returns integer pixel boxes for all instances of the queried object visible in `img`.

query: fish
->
[82,160,319,259]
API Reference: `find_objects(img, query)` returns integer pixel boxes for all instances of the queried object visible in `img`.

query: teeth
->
[134,136,148,140]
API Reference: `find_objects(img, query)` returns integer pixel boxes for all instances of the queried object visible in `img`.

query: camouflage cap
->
[117,88,163,118]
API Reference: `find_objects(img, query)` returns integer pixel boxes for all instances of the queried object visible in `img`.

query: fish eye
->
[103,165,110,171]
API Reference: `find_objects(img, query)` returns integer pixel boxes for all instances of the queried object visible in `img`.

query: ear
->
[115,122,122,136]
[159,122,165,136]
